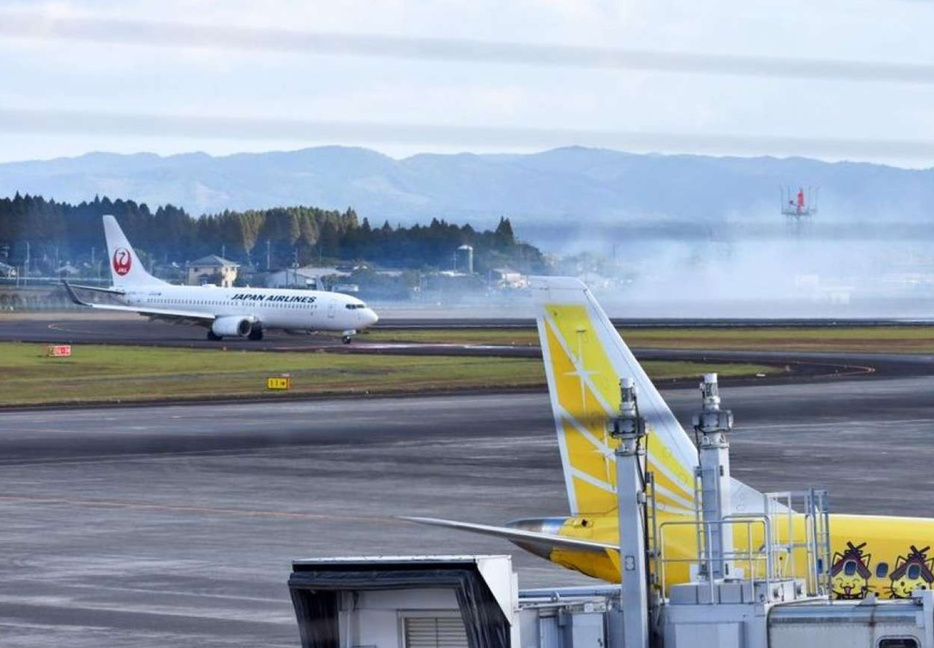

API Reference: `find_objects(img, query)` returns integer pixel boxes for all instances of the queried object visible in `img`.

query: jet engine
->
[211,316,253,338]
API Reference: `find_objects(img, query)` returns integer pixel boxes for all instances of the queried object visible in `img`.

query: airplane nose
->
[364,308,379,327]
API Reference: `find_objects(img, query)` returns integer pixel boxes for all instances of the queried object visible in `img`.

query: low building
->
[187,255,240,287]
[0,261,17,278]
[490,268,527,289]
[266,266,350,290]
[56,263,81,278]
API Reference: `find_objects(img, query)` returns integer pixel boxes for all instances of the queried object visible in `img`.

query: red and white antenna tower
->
[780,186,820,219]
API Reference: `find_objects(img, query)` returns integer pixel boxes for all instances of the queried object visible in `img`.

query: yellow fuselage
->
[547,513,934,600]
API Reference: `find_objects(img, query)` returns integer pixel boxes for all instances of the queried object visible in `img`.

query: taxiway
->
[1,378,933,646]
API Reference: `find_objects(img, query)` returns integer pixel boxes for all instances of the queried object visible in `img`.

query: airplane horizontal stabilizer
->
[400,516,616,554]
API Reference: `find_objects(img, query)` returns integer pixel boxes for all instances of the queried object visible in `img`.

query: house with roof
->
[266,266,350,290]
[187,254,240,287]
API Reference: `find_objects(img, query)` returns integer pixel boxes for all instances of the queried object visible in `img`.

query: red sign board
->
[47,345,72,358]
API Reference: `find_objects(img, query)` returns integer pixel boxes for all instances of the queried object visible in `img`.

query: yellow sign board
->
[266,375,291,390]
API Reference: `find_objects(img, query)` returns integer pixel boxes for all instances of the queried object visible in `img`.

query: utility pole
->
[266,240,272,271]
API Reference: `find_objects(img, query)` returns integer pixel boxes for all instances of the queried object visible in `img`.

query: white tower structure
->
[608,377,650,648]
[692,373,735,580]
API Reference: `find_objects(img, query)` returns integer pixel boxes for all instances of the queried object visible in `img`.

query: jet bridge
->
[288,556,518,648]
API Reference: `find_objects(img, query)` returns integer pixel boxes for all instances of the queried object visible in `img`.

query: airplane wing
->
[400,516,616,554]
[64,283,126,297]
[63,281,215,324]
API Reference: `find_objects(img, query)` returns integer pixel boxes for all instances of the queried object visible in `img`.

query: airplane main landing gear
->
[207,330,222,341]
[248,327,264,341]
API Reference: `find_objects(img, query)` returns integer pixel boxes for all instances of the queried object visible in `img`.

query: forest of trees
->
[0,194,545,275]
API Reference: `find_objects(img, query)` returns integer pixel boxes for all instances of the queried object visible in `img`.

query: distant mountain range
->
[1,146,931,231]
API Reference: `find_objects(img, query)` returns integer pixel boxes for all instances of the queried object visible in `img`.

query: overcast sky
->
[1,0,933,166]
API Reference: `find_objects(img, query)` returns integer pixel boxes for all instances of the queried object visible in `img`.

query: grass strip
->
[0,343,780,407]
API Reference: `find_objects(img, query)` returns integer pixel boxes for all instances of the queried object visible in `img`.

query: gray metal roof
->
[188,255,239,268]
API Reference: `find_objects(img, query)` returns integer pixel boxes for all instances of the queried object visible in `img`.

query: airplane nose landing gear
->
[341,329,357,344]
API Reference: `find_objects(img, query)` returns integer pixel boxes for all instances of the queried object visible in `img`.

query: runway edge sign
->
[267,374,291,391]
[47,345,72,358]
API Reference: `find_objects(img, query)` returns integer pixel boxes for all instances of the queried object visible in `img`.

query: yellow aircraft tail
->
[531,276,762,518]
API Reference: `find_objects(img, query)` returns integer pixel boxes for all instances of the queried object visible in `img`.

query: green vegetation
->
[0,343,779,407]
[367,326,934,354]
[0,193,544,276]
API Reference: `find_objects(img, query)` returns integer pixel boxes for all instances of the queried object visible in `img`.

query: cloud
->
[2,12,934,85]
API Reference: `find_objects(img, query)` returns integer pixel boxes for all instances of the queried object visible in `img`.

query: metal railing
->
[654,488,831,601]
[764,489,831,597]
[657,516,775,600]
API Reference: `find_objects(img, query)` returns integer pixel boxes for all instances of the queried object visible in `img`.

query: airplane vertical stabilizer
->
[102,215,166,288]
[531,276,762,517]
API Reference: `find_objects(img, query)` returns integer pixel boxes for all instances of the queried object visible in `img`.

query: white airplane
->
[64,215,379,342]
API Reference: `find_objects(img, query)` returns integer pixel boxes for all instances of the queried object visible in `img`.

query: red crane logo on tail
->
[113,248,132,276]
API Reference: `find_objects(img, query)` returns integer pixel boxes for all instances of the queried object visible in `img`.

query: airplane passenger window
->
[908,565,921,580]
[879,639,920,648]
[876,562,889,578]
[843,560,857,576]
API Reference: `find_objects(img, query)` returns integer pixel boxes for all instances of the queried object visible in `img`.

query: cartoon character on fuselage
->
[889,546,934,598]
[407,277,934,600]
[831,542,872,600]
[63,215,378,343]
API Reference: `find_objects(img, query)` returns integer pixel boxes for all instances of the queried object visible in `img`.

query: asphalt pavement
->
[2,380,934,646]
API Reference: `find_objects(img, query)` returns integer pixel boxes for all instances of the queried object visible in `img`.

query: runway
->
[2,313,934,383]
[2,379,934,646]
[3,313,934,348]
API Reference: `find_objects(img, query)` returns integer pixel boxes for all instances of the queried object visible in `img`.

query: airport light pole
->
[609,377,649,648]
[692,373,735,580]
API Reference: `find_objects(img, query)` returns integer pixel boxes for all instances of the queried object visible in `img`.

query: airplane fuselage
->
[514,513,934,600]
[122,285,378,333]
